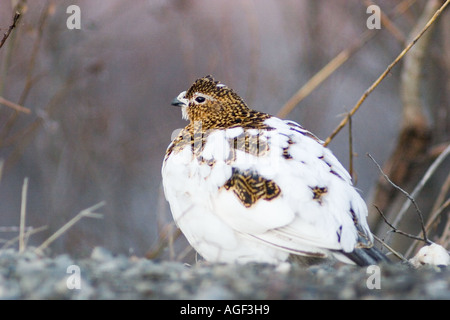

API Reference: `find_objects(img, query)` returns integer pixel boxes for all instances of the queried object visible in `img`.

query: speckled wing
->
[162,116,373,263]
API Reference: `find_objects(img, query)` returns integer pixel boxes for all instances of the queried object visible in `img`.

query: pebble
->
[0,247,449,299]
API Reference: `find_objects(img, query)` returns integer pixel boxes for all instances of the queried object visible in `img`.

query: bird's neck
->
[186,109,272,133]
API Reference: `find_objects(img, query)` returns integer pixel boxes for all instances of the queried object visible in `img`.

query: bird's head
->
[171,75,251,129]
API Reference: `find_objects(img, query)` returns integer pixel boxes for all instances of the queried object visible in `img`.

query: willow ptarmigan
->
[162,75,389,266]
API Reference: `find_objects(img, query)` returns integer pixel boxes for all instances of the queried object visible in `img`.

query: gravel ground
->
[0,247,448,300]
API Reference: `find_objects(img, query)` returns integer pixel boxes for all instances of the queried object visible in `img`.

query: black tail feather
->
[341,246,391,266]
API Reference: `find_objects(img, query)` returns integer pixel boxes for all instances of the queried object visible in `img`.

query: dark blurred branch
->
[0,11,20,50]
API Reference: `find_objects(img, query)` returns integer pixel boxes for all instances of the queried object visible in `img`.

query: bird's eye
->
[195,96,206,103]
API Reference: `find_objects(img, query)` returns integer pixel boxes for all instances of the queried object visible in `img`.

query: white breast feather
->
[162,116,372,263]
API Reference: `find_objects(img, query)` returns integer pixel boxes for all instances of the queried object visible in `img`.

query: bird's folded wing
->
[206,118,372,254]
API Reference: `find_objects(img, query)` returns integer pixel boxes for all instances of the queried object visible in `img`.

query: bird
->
[162,75,389,266]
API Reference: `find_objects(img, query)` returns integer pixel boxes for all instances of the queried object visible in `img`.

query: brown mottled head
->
[172,75,270,130]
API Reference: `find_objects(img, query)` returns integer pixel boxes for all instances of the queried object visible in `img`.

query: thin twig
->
[0,96,31,114]
[324,0,450,146]
[367,153,429,243]
[19,177,28,253]
[373,234,408,262]
[374,205,429,243]
[0,11,21,50]
[34,201,105,254]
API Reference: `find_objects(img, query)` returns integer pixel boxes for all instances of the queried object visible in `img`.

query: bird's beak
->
[171,98,184,107]
[171,91,187,107]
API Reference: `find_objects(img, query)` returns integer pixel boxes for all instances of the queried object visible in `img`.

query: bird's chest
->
[162,128,273,205]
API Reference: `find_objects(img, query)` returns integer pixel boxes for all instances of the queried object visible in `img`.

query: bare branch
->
[0,11,20,50]
[374,205,429,244]
[373,234,409,263]
[324,0,450,146]
[367,153,429,243]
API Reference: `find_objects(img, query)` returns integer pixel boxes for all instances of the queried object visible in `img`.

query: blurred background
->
[0,0,448,260]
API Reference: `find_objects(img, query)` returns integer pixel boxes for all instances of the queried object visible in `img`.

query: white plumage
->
[163,75,388,266]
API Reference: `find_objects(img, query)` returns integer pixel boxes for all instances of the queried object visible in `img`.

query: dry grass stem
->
[277,49,356,119]
[0,226,48,251]
[19,177,28,253]
[0,226,35,233]
[393,143,450,227]
[34,201,105,254]
[324,0,450,146]
[348,113,355,182]
[373,234,408,262]
[0,96,31,114]
[0,159,3,183]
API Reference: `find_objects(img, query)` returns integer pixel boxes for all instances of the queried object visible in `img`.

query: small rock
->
[409,244,450,268]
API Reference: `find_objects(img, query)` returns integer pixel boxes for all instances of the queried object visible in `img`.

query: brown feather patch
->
[223,168,281,208]
[310,186,328,205]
